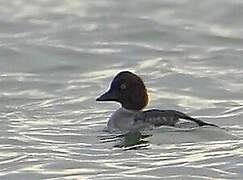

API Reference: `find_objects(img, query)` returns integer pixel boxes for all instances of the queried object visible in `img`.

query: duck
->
[96,71,218,131]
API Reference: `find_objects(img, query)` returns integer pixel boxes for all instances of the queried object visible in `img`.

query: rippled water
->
[1,0,243,179]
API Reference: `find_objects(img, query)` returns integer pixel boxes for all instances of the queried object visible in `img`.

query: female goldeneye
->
[96,71,218,131]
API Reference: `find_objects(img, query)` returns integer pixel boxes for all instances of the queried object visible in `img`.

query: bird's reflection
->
[99,130,151,150]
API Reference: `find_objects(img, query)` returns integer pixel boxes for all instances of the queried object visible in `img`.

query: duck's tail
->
[174,110,219,128]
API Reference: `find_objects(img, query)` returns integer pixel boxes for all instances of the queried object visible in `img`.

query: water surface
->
[0,0,243,179]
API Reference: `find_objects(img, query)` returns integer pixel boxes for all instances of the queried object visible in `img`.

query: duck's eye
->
[120,83,127,90]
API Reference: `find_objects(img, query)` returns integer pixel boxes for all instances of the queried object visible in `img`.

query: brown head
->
[96,71,148,111]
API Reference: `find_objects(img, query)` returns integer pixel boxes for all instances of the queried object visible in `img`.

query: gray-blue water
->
[0,0,243,179]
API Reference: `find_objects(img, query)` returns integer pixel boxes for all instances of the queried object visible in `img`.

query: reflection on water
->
[100,126,239,151]
[100,130,150,150]
[1,0,243,179]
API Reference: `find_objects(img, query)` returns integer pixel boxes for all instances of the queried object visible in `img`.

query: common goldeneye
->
[96,71,217,131]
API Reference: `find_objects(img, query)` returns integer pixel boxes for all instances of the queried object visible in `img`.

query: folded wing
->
[135,109,218,127]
